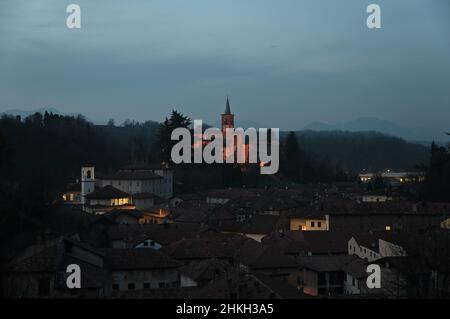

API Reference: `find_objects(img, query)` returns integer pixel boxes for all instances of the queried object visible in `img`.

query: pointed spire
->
[224,96,231,115]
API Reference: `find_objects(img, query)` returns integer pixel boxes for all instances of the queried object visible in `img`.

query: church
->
[203,97,251,163]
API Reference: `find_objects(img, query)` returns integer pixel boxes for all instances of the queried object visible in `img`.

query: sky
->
[0,0,449,137]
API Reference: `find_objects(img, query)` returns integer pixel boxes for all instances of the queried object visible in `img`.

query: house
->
[84,185,134,214]
[325,201,449,232]
[262,230,351,256]
[94,209,142,225]
[359,172,374,183]
[132,193,155,210]
[170,193,204,207]
[100,248,181,293]
[161,233,250,265]
[248,247,299,283]
[341,257,370,295]
[297,255,366,297]
[4,237,107,298]
[106,223,201,249]
[372,256,434,298]
[179,258,232,287]
[289,211,329,231]
[216,214,288,242]
[190,269,305,299]
[361,195,392,203]
[97,163,173,198]
[168,200,211,225]
[205,188,264,206]
[79,164,173,210]
[61,182,82,205]
[441,218,450,229]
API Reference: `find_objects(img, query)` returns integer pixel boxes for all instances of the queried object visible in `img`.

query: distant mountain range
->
[1,108,447,144]
[302,117,446,144]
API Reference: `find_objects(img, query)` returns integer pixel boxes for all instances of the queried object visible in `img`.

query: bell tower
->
[81,165,95,205]
[221,97,234,135]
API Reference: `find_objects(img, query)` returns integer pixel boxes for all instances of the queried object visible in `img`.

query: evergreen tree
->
[157,110,191,162]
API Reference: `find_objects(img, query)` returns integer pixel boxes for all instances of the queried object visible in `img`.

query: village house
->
[289,211,329,231]
[61,182,82,205]
[98,163,173,198]
[78,163,173,212]
[161,232,250,265]
[4,237,107,298]
[262,230,351,256]
[323,200,450,232]
[179,258,232,287]
[100,248,181,293]
[372,256,435,298]
[84,185,134,214]
[297,255,366,297]
[105,223,202,249]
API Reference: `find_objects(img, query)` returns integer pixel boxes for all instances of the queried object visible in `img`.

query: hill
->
[289,130,429,172]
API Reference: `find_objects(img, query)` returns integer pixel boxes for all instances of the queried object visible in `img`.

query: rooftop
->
[85,185,130,200]
[97,171,162,181]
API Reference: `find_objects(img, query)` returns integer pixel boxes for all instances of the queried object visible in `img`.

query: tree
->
[282,131,303,182]
[157,110,191,162]
[421,142,450,201]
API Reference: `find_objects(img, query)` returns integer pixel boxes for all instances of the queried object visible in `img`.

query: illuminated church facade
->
[217,97,250,163]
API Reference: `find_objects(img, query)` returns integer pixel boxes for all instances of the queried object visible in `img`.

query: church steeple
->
[224,96,231,115]
[221,96,234,134]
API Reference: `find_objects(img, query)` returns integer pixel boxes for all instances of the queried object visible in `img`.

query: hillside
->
[291,130,429,172]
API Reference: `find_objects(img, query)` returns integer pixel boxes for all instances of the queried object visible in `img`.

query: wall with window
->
[107,269,179,294]
[290,218,328,231]
[134,239,162,250]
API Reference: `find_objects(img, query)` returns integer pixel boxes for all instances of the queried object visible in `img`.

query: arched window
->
[86,170,91,179]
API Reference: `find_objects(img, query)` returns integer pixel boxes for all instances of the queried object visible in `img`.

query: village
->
[3,157,449,298]
[2,100,449,299]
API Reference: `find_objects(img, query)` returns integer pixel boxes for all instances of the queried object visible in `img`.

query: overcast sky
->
[0,0,449,135]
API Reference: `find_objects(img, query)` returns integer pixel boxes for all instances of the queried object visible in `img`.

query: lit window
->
[385,225,391,231]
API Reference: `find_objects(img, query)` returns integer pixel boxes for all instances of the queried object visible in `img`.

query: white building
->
[97,164,173,199]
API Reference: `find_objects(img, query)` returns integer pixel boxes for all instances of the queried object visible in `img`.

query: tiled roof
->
[101,248,181,270]
[297,255,362,273]
[283,231,351,255]
[119,163,171,171]
[107,223,201,246]
[252,273,308,299]
[85,185,130,199]
[97,171,162,180]
[7,237,107,288]
[250,247,299,270]
[161,233,249,260]
[179,258,232,282]
[132,193,155,199]
[262,230,351,255]
[215,215,283,235]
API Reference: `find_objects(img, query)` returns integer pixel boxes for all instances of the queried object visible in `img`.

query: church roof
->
[224,97,232,115]
[85,185,130,199]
